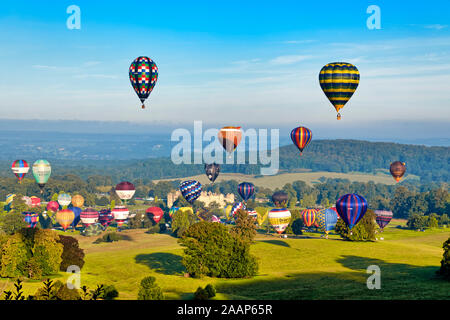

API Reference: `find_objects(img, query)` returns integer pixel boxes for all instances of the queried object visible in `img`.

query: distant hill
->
[0,139,447,184]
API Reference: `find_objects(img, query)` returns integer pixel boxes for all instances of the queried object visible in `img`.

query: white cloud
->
[269,55,312,65]
[424,24,448,30]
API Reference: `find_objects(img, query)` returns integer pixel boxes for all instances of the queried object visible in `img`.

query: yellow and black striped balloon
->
[319,62,359,120]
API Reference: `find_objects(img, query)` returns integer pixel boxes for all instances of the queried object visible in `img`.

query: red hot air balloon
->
[146,207,164,224]
[46,201,60,212]
[115,181,136,202]
[290,127,312,156]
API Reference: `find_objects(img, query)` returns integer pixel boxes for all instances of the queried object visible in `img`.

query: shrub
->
[230,209,256,243]
[285,209,302,235]
[194,284,216,300]
[291,219,304,235]
[428,216,439,229]
[0,212,27,235]
[438,237,450,280]
[407,213,428,230]
[137,276,164,300]
[128,213,153,229]
[439,214,449,226]
[0,232,29,278]
[172,209,198,238]
[57,235,85,271]
[101,285,119,300]
[179,221,258,278]
[335,209,377,241]
[94,232,124,244]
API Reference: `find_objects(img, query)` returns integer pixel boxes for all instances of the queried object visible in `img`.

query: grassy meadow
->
[1,219,448,300]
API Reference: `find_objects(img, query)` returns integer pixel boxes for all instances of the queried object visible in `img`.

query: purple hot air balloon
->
[336,194,368,231]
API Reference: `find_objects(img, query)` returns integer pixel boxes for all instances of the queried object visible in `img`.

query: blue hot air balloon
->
[336,194,368,230]
[69,206,82,229]
[316,208,339,238]
[179,180,202,204]
[237,182,255,202]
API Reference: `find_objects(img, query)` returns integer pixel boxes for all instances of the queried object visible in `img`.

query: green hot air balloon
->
[32,159,51,193]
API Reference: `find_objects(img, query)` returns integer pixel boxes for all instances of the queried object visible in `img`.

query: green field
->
[1,219,449,300]
[153,171,419,189]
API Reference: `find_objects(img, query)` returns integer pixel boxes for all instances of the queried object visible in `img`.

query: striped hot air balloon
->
[319,62,360,120]
[11,160,29,183]
[32,159,51,193]
[56,209,75,231]
[112,206,129,228]
[336,194,368,230]
[290,127,312,156]
[268,208,291,234]
[316,208,338,238]
[129,56,158,109]
[22,212,39,228]
[99,209,114,228]
[80,208,99,227]
[374,210,393,231]
[247,209,258,221]
[169,206,179,218]
[302,209,317,228]
[179,180,202,204]
[237,182,255,202]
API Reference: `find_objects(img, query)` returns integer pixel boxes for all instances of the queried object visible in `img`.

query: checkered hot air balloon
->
[22,212,39,228]
[291,126,312,156]
[336,194,368,230]
[237,182,255,202]
[319,62,360,120]
[374,210,393,231]
[230,201,246,218]
[179,180,202,204]
[302,209,317,227]
[11,160,29,183]
[268,208,291,234]
[129,56,158,109]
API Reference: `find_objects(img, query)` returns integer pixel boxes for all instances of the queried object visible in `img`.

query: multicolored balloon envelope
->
[268,208,291,234]
[81,208,99,227]
[319,62,360,120]
[218,126,242,154]
[22,212,39,228]
[237,182,255,202]
[58,193,72,207]
[231,202,246,218]
[211,215,221,223]
[32,159,51,192]
[205,163,220,183]
[374,210,393,231]
[272,191,288,208]
[11,160,29,183]
[316,208,338,235]
[129,56,158,109]
[56,209,75,231]
[112,206,129,227]
[390,161,406,182]
[302,209,317,227]
[169,206,179,218]
[180,180,202,204]
[99,209,114,228]
[336,194,368,230]
[115,182,136,201]
[30,196,41,208]
[146,207,164,224]
[46,201,60,213]
[290,127,312,155]
[71,194,85,208]
[5,193,15,206]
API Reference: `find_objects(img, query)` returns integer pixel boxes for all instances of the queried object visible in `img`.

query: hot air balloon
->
[115,182,136,203]
[390,161,406,183]
[223,204,233,220]
[272,191,289,208]
[205,163,220,183]
[290,127,312,156]
[218,126,242,154]
[58,193,72,208]
[56,209,75,231]
[69,206,82,229]
[247,209,258,221]
[302,209,317,228]
[11,160,29,183]
[230,202,246,218]
[22,212,39,228]
[32,160,51,193]
[71,194,85,208]
[46,201,60,213]
[22,196,32,207]
[4,193,15,211]
[80,208,99,227]
[211,215,221,223]
[374,210,393,232]
[316,208,338,238]
[99,209,114,228]
[237,182,255,202]
[30,196,41,208]
[112,206,129,229]
[179,180,202,204]
[336,194,368,231]
[268,208,291,234]
[146,207,164,224]
[169,206,179,218]
[319,62,360,120]
[129,56,158,109]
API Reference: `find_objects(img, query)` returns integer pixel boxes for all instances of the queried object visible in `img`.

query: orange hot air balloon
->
[218,126,242,154]
[390,161,406,182]
[71,194,85,208]
[56,209,75,231]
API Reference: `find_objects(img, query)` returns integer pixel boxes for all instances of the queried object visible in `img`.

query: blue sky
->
[0,1,449,140]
